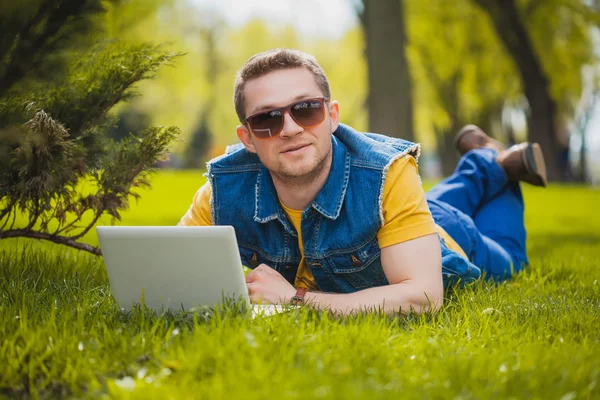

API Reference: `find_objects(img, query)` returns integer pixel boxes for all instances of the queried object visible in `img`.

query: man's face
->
[236,68,340,183]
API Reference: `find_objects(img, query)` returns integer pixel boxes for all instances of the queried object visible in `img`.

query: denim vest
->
[206,123,481,292]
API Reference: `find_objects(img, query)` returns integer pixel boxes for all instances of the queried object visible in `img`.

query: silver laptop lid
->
[96,226,249,312]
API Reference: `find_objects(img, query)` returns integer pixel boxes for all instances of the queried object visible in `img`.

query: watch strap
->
[290,287,308,305]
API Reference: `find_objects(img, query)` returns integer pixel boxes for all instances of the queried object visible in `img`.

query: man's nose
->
[279,110,303,139]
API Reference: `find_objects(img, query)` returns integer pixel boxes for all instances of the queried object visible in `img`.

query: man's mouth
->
[282,144,310,154]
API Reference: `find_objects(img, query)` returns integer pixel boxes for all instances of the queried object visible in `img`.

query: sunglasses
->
[242,97,329,139]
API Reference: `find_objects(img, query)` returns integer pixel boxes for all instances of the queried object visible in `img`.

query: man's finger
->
[245,268,262,282]
[255,263,270,271]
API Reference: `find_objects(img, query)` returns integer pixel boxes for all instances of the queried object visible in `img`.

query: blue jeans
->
[426,148,529,281]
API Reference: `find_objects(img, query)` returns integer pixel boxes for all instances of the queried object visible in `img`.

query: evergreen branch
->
[0,229,101,255]
[0,8,182,255]
[80,47,185,134]
[0,198,17,222]
[3,207,18,232]
[37,43,184,139]
[54,193,107,238]
[23,201,41,231]
[51,208,82,236]
[0,207,15,232]
[0,0,93,95]
[69,208,104,241]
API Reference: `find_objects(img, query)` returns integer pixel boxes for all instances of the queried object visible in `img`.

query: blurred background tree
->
[360,0,598,178]
[359,0,414,141]
[406,0,521,175]
[473,0,598,180]
[0,0,181,254]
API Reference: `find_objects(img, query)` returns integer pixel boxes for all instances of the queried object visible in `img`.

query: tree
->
[473,0,598,181]
[183,16,220,168]
[359,0,414,140]
[0,0,181,255]
[406,0,520,175]
[574,66,600,182]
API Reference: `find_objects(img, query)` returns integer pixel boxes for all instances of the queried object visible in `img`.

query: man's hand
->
[245,264,297,304]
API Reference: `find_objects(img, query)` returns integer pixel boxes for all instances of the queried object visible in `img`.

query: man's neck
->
[271,153,332,211]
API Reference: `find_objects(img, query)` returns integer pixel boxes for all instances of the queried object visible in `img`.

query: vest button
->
[285,265,293,271]
[311,262,322,268]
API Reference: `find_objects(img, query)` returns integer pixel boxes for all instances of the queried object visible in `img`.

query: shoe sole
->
[523,143,548,187]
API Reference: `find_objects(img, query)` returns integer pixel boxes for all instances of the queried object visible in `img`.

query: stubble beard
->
[271,141,332,189]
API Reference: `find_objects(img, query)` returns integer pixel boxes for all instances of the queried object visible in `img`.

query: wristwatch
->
[290,287,308,305]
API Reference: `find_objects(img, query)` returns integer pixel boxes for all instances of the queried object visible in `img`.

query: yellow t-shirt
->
[278,203,320,291]
[178,155,467,289]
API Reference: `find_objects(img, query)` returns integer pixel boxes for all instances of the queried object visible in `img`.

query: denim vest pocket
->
[324,238,389,291]
[238,245,300,283]
[239,245,281,269]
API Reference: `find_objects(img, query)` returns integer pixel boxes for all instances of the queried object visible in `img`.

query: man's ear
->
[328,100,340,132]
[236,124,256,153]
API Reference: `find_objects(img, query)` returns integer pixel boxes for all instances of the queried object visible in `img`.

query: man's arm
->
[245,233,443,315]
[303,233,443,314]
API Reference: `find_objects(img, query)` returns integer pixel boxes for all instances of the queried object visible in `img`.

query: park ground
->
[1,171,599,399]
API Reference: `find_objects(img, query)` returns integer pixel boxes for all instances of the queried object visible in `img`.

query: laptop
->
[96,226,251,312]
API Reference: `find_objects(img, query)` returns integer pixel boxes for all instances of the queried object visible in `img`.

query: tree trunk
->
[473,0,561,181]
[438,73,462,176]
[436,124,461,177]
[360,0,414,140]
[577,91,598,182]
[579,123,588,183]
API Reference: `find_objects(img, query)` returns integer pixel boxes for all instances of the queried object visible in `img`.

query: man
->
[178,48,546,315]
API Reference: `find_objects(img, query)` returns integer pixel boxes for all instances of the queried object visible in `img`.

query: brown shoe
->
[496,142,547,187]
[454,124,505,155]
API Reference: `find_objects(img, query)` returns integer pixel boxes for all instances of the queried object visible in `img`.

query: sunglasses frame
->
[242,96,330,140]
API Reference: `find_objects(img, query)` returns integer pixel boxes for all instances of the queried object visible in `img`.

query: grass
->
[1,172,599,399]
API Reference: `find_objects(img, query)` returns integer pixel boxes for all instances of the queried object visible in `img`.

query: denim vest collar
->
[253,135,350,225]
[253,166,296,237]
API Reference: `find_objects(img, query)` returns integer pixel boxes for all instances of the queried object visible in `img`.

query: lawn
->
[1,171,599,399]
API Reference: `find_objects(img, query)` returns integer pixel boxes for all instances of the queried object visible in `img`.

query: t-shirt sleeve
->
[377,155,437,248]
[177,181,213,226]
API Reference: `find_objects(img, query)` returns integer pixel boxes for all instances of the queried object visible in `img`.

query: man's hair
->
[233,48,331,122]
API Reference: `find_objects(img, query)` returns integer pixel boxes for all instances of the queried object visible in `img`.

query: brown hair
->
[233,48,331,122]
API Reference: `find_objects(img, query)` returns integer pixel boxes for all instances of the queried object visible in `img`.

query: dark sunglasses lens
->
[291,99,325,127]
[248,110,283,139]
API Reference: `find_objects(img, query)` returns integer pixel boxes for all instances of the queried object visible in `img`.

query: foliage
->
[522,0,599,118]
[87,1,600,179]
[403,0,598,176]
[113,7,369,154]
[0,174,599,398]
[0,0,108,95]
[0,0,182,254]
[406,0,520,174]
